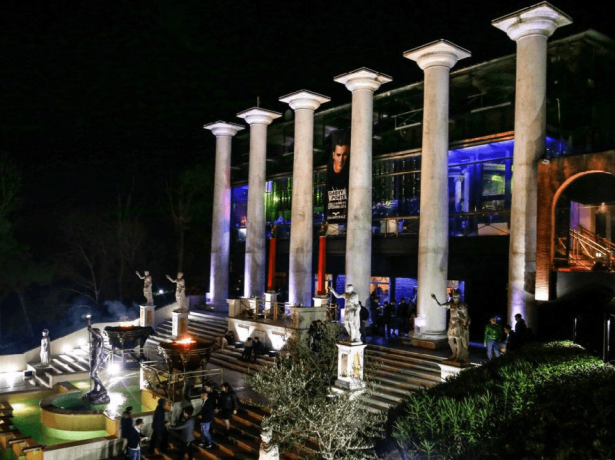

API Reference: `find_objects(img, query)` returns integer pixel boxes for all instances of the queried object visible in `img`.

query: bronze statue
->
[83,325,110,404]
[431,290,470,362]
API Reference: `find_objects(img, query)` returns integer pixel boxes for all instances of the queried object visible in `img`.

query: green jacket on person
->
[484,323,504,342]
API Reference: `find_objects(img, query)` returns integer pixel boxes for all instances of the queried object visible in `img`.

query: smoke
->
[102,300,139,322]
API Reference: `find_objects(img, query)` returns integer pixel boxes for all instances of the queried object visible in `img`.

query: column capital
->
[334,67,392,92]
[203,120,245,137]
[279,90,330,111]
[236,107,282,125]
[492,2,572,42]
[403,40,470,70]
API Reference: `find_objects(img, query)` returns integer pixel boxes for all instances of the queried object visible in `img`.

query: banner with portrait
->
[325,130,350,224]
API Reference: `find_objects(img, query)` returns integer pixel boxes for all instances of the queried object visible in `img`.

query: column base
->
[312,296,329,308]
[172,310,189,338]
[438,360,472,382]
[140,304,155,327]
[264,291,278,314]
[410,332,449,350]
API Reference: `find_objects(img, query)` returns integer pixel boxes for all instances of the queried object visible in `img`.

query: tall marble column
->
[203,121,244,309]
[279,90,330,306]
[334,68,392,307]
[237,108,282,298]
[404,41,470,343]
[493,3,571,326]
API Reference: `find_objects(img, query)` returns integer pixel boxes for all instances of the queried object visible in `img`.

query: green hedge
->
[392,342,615,459]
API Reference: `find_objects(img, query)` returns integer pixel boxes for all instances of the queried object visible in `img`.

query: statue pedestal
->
[334,342,367,391]
[264,292,277,314]
[140,304,155,327]
[438,360,472,382]
[172,310,189,338]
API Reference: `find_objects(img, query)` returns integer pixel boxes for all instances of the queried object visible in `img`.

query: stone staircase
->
[363,344,443,412]
[145,312,229,348]
[142,403,314,460]
[26,345,92,388]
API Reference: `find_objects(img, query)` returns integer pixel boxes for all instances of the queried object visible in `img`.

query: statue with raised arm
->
[136,270,154,306]
[431,290,470,362]
[40,329,50,366]
[329,284,361,343]
[166,272,187,312]
[83,325,110,404]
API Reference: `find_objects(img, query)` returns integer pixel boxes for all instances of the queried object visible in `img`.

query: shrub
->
[392,342,615,459]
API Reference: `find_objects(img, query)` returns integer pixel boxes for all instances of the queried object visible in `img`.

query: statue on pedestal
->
[259,428,279,460]
[83,325,110,404]
[166,272,187,312]
[40,329,50,366]
[329,284,361,343]
[136,270,154,306]
[431,290,470,362]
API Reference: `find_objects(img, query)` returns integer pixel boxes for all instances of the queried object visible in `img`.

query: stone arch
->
[536,152,615,301]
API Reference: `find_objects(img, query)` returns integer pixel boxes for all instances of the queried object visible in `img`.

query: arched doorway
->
[553,172,615,272]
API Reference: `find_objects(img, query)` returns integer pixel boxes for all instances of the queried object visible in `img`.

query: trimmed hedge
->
[392,342,615,459]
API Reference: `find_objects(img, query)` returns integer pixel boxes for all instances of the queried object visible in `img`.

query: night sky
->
[0,0,609,350]
[0,0,608,257]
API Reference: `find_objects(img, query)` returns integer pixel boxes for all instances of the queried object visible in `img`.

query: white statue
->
[329,284,361,343]
[259,428,279,460]
[40,329,50,366]
[166,272,187,312]
[136,270,154,306]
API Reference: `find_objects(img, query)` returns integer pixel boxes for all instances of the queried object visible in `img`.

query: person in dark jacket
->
[197,385,217,449]
[216,382,238,435]
[503,324,521,352]
[514,314,528,344]
[168,406,195,459]
[241,338,253,361]
[126,418,147,460]
[383,302,395,337]
[121,406,134,455]
[149,399,168,454]
[251,337,265,363]
[397,299,409,336]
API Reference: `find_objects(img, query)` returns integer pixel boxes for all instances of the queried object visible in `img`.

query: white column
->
[203,121,244,309]
[334,68,392,307]
[279,90,330,307]
[404,41,470,340]
[493,4,571,326]
[237,108,282,299]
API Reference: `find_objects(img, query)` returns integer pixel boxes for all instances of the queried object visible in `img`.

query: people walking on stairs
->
[216,382,239,435]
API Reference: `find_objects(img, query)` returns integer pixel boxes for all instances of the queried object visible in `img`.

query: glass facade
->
[231,137,565,239]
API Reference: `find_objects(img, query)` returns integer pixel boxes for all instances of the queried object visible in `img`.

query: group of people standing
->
[120,382,239,459]
[371,297,417,338]
[483,313,529,360]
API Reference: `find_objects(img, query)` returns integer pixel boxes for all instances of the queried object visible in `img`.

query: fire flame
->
[175,336,196,346]
[119,322,134,328]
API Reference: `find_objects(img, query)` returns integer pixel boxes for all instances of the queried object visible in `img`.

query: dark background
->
[0,1,608,352]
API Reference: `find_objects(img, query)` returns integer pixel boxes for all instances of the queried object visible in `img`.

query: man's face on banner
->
[332,144,349,174]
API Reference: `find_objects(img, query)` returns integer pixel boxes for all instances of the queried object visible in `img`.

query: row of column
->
[204,3,571,337]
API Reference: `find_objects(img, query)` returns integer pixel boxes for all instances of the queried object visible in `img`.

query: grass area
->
[392,342,615,459]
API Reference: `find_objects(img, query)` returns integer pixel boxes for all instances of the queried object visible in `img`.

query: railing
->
[569,226,615,271]
[374,211,511,237]
[140,361,223,402]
